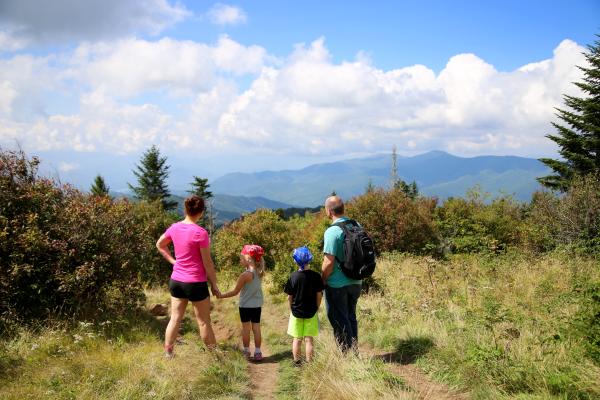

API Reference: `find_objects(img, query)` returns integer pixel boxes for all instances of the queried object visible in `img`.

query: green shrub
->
[0,149,174,333]
[528,174,600,254]
[435,189,526,254]
[346,188,438,254]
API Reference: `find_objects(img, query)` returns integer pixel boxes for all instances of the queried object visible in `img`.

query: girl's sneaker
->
[253,352,263,361]
[242,349,251,360]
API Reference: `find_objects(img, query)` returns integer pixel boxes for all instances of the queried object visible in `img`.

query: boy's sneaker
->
[253,352,263,361]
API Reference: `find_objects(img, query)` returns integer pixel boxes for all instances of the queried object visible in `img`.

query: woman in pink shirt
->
[156,195,221,358]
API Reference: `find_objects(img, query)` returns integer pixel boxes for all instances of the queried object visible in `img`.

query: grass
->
[2,251,598,399]
[359,251,600,399]
[0,289,250,400]
[264,292,414,400]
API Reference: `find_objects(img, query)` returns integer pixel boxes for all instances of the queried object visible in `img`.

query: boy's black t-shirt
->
[284,269,325,319]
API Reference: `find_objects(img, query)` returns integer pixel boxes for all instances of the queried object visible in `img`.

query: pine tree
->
[128,145,177,210]
[538,35,600,191]
[90,174,110,197]
[188,176,213,228]
[188,176,213,199]
[365,178,375,194]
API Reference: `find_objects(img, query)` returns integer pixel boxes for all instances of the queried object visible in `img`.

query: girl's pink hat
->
[241,244,264,262]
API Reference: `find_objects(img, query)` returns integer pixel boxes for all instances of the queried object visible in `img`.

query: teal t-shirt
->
[323,217,362,288]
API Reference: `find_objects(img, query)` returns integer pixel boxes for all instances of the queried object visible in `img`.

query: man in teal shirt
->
[321,195,361,351]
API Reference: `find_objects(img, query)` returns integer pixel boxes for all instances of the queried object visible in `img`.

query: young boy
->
[284,246,324,366]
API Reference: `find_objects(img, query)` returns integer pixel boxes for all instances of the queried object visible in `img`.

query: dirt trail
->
[211,300,283,400]
[364,346,469,400]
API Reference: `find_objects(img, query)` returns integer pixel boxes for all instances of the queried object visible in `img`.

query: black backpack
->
[331,219,376,280]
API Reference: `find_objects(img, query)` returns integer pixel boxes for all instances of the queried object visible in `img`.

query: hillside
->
[210,151,549,206]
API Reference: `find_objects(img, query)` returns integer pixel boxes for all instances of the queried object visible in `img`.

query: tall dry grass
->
[358,252,600,399]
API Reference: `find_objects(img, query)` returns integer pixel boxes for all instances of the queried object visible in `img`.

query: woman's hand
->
[156,234,176,265]
[211,285,221,298]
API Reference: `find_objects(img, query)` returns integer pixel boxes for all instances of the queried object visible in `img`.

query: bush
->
[346,188,438,254]
[435,189,526,254]
[213,209,292,271]
[528,174,600,254]
[0,149,174,333]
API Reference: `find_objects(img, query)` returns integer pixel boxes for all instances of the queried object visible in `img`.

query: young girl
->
[218,244,265,361]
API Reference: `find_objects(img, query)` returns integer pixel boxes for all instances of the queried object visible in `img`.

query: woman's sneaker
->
[253,352,263,361]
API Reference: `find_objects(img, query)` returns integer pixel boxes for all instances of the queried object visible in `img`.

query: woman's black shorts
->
[168,279,209,302]
[239,307,262,323]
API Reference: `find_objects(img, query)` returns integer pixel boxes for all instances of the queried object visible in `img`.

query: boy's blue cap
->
[292,246,313,269]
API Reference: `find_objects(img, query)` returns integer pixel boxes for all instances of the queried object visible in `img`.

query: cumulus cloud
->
[0,0,189,46]
[70,36,268,97]
[207,3,247,25]
[0,36,589,160]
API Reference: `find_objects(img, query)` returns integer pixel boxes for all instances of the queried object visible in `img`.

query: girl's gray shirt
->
[239,270,263,308]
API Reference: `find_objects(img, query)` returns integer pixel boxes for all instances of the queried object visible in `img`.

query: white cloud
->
[207,3,247,25]
[0,30,29,52]
[0,37,589,160]
[58,161,79,172]
[0,0,189,45]
[72,36,269,97]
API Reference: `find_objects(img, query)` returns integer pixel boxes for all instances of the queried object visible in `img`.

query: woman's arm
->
[220,272,252,299]
[200,246,220,296]
[156,234,175,265]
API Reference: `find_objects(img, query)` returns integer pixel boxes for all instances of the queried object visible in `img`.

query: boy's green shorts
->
[287,313,319,338]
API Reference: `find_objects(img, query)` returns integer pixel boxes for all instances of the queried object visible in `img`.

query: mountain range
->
[210,151,550,206]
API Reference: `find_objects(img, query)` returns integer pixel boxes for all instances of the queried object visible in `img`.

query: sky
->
[0,0,598,190]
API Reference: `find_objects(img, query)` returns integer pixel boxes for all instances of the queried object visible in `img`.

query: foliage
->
[346,188,438,254]
[128,145,177,210]
[538,35,600,190]
[435,189,526,254]
[187,175,213,199]
[213,209,292,272]
[214,209,329,294]
[528,174,600,254]
[188,175,214,230]
[90,174,110,197]
[0,149,174,334]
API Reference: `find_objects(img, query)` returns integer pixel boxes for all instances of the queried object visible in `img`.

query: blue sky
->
[0,0,598,190]
[170,1,599,72]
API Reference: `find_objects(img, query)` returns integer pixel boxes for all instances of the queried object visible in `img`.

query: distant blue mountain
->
[211,151,550,206]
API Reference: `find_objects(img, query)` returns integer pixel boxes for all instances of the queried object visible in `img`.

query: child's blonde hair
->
[241,254,265,277]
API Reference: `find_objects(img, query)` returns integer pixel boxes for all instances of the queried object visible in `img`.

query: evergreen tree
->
[365,178,375,194]
[90,174,110,197]
[188,176,213,199]
[538,35,600,190]
[128,145,177,210]
[394,179,419,199]
[188,176,213,228]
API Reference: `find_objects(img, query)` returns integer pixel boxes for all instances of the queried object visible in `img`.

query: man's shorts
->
[239,307,262,323]
[287,313,319,338]
[169,279,209,302]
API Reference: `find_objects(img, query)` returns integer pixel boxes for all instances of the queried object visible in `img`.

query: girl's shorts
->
[239,307,262,323]
[287,313,319,338]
